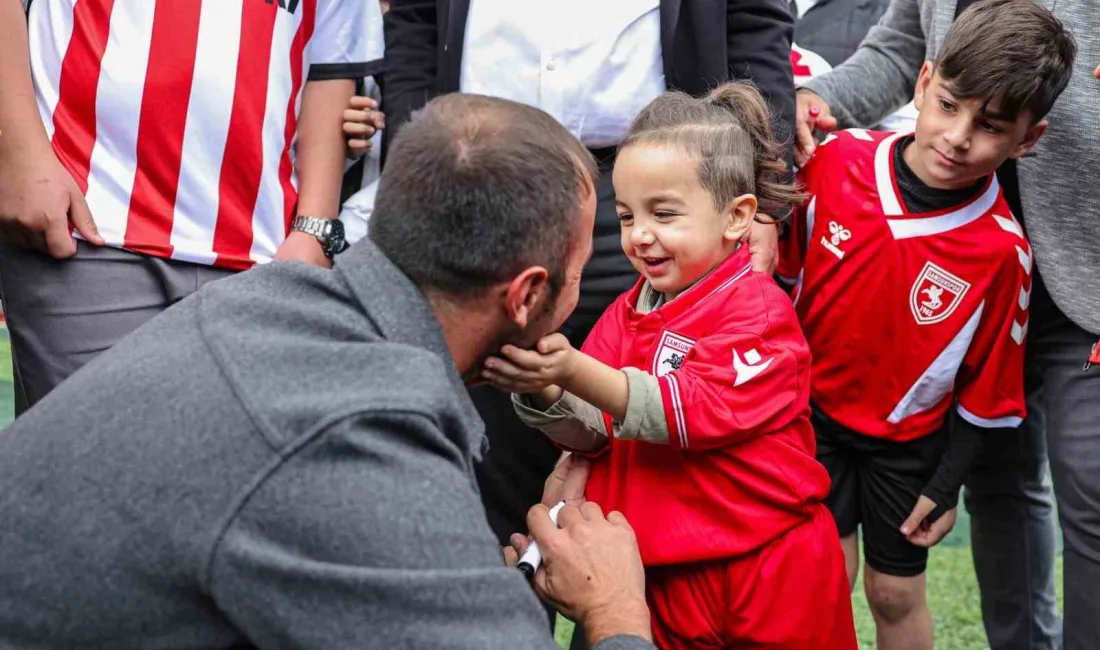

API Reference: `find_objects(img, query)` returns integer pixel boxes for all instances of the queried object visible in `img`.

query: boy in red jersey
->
[483,83,856,650]
[777,2,1076,648]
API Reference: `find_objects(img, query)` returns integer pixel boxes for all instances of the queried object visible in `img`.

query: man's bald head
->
[370,94,597,300]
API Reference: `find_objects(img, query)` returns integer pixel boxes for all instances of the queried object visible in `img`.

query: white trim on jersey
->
[887,302,984,424]
[957,404,1024,429]
[664,374,689,448]
[791,195,817,307]
[886,176,1001,240]
[873,132,907,216]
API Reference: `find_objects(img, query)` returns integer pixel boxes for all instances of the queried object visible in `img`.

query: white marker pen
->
[517,500,567,579]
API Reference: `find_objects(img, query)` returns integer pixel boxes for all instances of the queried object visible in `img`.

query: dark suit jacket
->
[793,0,891,67]
[381,0,797,163]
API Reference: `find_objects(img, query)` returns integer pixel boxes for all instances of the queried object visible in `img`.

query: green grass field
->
[0,332,1061,649]
[0,329,13,427]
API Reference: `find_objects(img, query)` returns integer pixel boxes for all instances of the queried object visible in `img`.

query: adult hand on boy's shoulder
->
[747,219,779,274]
[900,495,957,548]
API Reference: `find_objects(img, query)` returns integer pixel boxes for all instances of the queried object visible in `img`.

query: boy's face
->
[909,62,1046,190]
[613,143,754,299]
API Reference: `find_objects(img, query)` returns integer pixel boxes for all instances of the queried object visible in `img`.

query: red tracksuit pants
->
[645,505,856,649]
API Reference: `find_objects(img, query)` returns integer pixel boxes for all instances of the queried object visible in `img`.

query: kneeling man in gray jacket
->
[0,93,655,650]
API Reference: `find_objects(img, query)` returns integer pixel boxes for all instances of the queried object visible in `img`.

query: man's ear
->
[724,194,758,243]
[913,61,935,110]
[503,266,550,329]
[1009,119,1047,160]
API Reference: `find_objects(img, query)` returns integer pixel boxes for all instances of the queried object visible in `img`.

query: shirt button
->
[546,61,556,71]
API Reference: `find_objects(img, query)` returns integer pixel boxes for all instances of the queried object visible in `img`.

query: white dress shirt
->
[460,0,665,148]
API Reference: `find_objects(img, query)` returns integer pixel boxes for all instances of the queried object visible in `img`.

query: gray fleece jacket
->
[0,241,652,650]
[802,0,1100,335]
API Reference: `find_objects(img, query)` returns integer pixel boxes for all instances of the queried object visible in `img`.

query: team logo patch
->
[653,331,695,377]
[910,262,971,325]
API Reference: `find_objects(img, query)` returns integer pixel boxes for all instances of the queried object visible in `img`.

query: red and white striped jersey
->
[779,129,1031,442]
[27,0,381,270]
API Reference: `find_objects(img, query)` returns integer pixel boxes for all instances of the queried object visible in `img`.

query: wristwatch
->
[291,215,349,259]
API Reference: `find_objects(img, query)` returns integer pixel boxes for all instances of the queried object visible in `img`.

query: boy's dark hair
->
[936,0,1076,123]
[370,94,597,300]
[622,82,802,217]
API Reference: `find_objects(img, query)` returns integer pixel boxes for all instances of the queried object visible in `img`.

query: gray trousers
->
[0,237,234,415]
[967,268,1100,650]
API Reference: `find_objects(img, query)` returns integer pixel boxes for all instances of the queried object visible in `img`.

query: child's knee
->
[864,570,925,624]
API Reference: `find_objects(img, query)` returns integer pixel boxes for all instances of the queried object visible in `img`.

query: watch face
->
[325,219,347,257]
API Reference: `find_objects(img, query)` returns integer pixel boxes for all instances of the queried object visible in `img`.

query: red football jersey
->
[579,246,831,566]
[779,130,1031,441]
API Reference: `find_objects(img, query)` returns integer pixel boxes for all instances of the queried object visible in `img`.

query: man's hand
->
[273,230,330,268]
[523,502,652,644]
[900,495,957,548]
[795,89,837,167]
[1094,63,1099,80]
[0,148,104,258]
[542,452,591,507]
[482,334,579,394]
[746,218,779,275]
[343,95,385,159]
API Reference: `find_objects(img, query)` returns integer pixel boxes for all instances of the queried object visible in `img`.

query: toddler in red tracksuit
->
[481,82,856,649]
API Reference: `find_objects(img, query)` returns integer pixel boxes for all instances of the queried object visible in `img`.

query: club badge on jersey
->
[653,331,695,377]
[909,262,972,325]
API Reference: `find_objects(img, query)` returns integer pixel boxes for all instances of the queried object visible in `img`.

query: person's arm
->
[512,391,611,453]
[0,0,103,258]
[207,412,654,649]
[901,246,1031,546]
[920,416,988,517]
[799,0,926,128]
[381,0,440,158]
[275,0,380,266]
[275,78,357,266]
[488,309,807,452]
[726,0,797,166]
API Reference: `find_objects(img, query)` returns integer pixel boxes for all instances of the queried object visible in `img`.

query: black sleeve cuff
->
[308,58,385,82]
[921,415,989,519]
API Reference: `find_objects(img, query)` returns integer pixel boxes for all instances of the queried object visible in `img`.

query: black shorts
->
[812,406,948,577]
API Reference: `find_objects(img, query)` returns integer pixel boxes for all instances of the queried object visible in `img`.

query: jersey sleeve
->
[657,300,809,451]
[955,241,1032,428]
[307,0,384,81]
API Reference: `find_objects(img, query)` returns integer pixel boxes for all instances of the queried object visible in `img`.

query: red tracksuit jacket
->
[579,246,832,566]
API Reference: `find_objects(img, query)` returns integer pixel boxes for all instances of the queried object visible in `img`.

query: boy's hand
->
[343,95,385,159]
[900,495,957,548]
[482,333,579,393]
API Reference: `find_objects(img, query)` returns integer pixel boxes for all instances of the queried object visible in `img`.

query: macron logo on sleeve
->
[732,348,773,386]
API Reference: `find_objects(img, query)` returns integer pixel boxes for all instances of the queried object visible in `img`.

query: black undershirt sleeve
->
[921,416,989,519]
